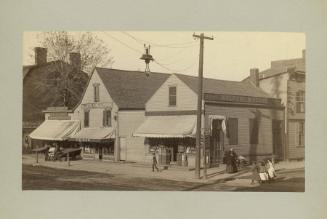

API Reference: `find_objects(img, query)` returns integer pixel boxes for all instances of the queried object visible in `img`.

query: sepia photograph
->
[22,31,305,191]
[2,0,327,218]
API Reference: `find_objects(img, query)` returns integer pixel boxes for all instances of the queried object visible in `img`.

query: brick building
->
[23,47,89,151]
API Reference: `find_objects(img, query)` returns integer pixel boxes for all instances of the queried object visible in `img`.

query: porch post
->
[114,111,120,162]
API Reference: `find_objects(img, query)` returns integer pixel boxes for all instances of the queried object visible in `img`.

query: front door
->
[209,119,224,167]
[272,120,283,160]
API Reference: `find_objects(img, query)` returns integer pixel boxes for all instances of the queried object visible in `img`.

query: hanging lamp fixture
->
[140,44,154,76]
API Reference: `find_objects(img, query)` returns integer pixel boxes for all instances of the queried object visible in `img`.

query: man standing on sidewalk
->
[152,153,159,172]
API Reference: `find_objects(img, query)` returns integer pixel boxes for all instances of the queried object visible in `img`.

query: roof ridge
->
[95,67,172,76]
[174,72,244,83]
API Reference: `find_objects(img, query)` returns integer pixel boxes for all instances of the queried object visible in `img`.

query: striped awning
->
[133,115,196,138]
[70,128,115,142]
[29,120,80,141]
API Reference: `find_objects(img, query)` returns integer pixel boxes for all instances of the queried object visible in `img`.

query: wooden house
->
[69,68,170,161]
[134,73,285,167]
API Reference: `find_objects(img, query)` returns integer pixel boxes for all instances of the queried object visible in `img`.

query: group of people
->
[224,148,277,184]
[44,143,63,161]
[251,159,276,184]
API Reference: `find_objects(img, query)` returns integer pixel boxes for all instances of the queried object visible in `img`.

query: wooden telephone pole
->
[193,33,213,179]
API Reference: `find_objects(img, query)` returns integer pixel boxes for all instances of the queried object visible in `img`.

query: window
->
[103,109,111,127]
[84,111,89,127]
[227,118,238,145]
[296,90,305,113]
[93,83,100,102]
[169,86,177,106]
[249,118,259,144]
[298,121,305,147]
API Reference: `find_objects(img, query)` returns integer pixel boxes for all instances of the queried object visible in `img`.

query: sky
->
[23,31,305,81]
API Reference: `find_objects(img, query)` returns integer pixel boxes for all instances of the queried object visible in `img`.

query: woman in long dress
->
[225,148,238,173]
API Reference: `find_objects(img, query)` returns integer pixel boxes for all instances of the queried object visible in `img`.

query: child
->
[258,161,269,183]
[266,159,276,180]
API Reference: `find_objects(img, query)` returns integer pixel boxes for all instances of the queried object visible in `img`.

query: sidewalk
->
[22,154,304,184]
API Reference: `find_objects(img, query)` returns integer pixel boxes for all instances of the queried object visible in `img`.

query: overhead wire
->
[154,60,197,73]
[102,31,198,73]
[121,31,197,48]
[102,32,143,54]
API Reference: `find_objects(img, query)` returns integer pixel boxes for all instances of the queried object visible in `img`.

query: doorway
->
[209,119,224,167]
[272,120,283,159]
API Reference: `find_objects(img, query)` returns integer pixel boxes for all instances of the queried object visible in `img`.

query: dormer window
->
[93,83,100,102]
[169,86,177,106]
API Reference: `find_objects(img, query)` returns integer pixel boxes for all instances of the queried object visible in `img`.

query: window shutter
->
[228,118,238,145]
[103,110,106,126]
[108,110,112,127]
[249,118,259,144]
[84,111,89,127]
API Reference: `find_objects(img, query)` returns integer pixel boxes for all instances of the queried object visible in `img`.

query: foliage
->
[38,31,114,73]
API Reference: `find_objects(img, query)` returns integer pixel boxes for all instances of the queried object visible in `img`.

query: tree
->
[25,31,115,113]
[38,31,114,73]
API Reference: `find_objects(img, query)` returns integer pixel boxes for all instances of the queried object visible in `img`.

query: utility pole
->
[193,33,213,179]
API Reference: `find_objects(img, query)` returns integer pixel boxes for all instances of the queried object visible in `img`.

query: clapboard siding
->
[118,111,145,137]
[287,80,305,120]
[72,70,118,128]
[125,137,148,162]
[286,80,305,159]
[146,74,197,111]
[118,110,147,162]
[288,121,305,159]
[205,105,284,158]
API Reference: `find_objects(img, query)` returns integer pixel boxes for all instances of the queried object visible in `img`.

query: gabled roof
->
[175,73,270,98]
[23,65,36,78]
[96,68,170,109]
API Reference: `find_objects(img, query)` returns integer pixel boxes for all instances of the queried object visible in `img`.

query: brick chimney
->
[34,47,47,65]
[250,68,260,87]
[69,52,81,72]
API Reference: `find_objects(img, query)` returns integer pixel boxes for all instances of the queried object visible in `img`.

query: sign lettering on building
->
[81,102,113,111]
[204,93,281,106]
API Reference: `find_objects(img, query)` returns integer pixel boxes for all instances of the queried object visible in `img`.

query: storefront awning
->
[133,115,196,138]
[70,128,115,142]
[29,120,80,141]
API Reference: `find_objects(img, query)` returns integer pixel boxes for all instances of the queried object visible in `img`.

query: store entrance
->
[209,119,224,167]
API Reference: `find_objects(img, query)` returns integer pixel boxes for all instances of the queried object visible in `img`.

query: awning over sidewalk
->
[29,120,80,141]
[70,128,115,142]
[133,115,196,138]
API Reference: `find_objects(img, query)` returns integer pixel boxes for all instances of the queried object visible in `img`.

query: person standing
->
[251,161,260,184]
[258,161,269,183]
[225,148,238,173]
[152,153,159,172]
[266,159,276,179]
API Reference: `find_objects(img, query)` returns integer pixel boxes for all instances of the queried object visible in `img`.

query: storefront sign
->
[81,102,113,110]
[204,93,281,106]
